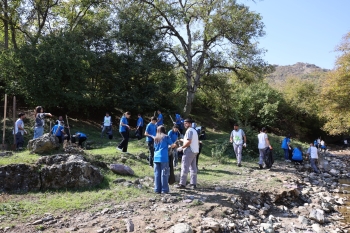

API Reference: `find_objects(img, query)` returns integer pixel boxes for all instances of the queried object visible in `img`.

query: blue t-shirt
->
[157,113,163,126]
[281,137,290,149]
[168,129,179,143]
[76,132,87,138]
[175,114,181,124]
[154,135,173,163]
[51,125,64,137]
[137,117,144,127]
[119,116,128,132]
[145,122,157,142]
[292,148,303,161]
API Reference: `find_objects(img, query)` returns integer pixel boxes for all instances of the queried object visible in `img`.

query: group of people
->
[229,124,322,174]
[112,110,200,193]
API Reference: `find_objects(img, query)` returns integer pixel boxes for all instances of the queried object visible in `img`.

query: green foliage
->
[320,32,350,135]
[211,140,230,164]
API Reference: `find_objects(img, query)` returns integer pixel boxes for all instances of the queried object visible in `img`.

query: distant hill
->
[266,62,330,86]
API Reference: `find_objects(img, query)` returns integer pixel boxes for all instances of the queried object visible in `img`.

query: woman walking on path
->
[33,106,52,139]
[116,112,131,152]
[153,126,176,194]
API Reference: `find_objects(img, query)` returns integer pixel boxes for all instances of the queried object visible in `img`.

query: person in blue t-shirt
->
[51,121,66,143]
[117,112,131,152]
[291,146,303,164]
[157,110,163,126]
[168,125,180,167]
[145,116,158,167]
[281,134,291,162]
[136,114,144,140]
[75,132,87,147]
[153,125,176,194]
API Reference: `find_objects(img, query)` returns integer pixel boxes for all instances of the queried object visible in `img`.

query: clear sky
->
[240,0,350,69]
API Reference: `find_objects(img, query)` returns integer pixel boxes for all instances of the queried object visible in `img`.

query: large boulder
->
[27,133,60,154]
[0,164,41,192]
[37,154,103,189]
[110,164,135,176]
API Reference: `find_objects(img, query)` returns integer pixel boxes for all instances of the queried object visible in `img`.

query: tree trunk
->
[10,24,17,49]
[3,0,9,49]
[183,87,195,117]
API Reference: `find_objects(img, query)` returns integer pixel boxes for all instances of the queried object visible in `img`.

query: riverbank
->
[1,147,349,233]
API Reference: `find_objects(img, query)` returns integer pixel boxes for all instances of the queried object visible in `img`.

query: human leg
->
[258,149,265,168]
[173,149,178,167]
[33,127,43,139]
[234,144,243,165]
[154,163,161,193]
[101,126,107,138]
[188,152,198,186]
[148,141,154,166]
[78,137,87,147]
[310,158,320,173]
[15,132,24,150]
[160,162,170,193]
[283,149,289,160]
[179,150,192,186]
[118,131,129,152]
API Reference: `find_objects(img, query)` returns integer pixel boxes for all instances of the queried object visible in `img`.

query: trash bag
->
[264,147,274,169]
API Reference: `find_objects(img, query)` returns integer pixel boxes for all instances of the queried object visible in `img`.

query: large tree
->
[321,32,350,135]
[137,0,269,116]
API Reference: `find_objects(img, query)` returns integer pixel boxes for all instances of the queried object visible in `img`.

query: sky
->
[240,0,350,69]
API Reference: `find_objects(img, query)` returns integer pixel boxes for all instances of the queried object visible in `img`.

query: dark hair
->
[184,118,193,123]
[154,126,166,144]
[286,134,291,138]
[124,111,131,116]
[173,124,179,129]
[35,106,42,115]
[151,116,157,121]
[18,112,25,118]
[261,127,266,132]
[234,123,239,127]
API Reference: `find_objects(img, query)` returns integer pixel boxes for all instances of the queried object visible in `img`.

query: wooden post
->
[12,96,16,150]
[2,94,7,151]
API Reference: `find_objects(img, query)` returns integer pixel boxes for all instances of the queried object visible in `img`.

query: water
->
[338,179,350,223]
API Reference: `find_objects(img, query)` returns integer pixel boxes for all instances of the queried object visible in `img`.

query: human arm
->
[243,135,247,147]
[120,118,130,129]
[265,136,272,149]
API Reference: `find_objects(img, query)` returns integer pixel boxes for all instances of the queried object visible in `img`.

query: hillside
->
[266,62,330,86]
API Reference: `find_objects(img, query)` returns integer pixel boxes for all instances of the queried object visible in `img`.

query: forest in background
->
[0,0,349,142]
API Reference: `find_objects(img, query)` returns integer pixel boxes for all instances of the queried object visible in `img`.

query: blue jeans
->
[154,162,170,193]
[310,158,320,173]
[283,149,289,160]
[33,126,44,139]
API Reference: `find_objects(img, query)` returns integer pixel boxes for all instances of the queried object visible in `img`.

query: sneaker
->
[285,160,291,162]
[259,164,263,169]
[189,184,197,189]
[116,147,122,151]
[237,163,242,167]
[174,184,186,189]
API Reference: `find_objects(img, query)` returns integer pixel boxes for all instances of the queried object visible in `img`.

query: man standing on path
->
[136,114,144,140]
[145,116,158,167]
[229,123,247,167]
[257,127,272,169]
[14,113,27,151]
[175,118,199,189]
[101,112,112,138]
[307,142,320,173]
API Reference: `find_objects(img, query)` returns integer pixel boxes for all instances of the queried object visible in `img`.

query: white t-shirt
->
[103,116,111,126]
[184,127,199,153]
[320,140,325,146]
[344,140,348,145]
[307,146,318,159]
[258,132,268,149]
[15,119,24,135]
[230,129,245,145]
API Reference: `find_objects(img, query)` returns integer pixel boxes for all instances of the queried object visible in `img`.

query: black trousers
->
[118,131,129,152]
[15,132,24,149]
[136,126,143,140]
[78,137,87,146]
[148,141,154,166]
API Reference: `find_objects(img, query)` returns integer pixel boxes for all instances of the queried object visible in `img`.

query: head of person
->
[310,142,314,147]
[151,116,157,123]
[58,116,63,121]
[184,118,193,128]
[234,123,239,131]
[172,124,179,132]
[35,106,43,114]
[106,112,109,117]
[261,127,267,133]
[138,113,141,118]
[286,134,291,138]
[157,110,161,114]
[18,112,25,119]
[154,125,166,143]
[124,111,131,118]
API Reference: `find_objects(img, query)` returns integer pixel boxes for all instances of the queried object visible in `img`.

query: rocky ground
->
[1,149,350,233]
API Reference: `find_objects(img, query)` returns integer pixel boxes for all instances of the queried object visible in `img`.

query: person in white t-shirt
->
[307,142,320,173]
[101,112,112,138]
[175,118,199,189]
[257,127,272,169]
[230,123,247,167]
[14,112,27,150]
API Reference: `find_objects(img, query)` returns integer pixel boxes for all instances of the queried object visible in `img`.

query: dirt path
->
[1,150,350,233]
